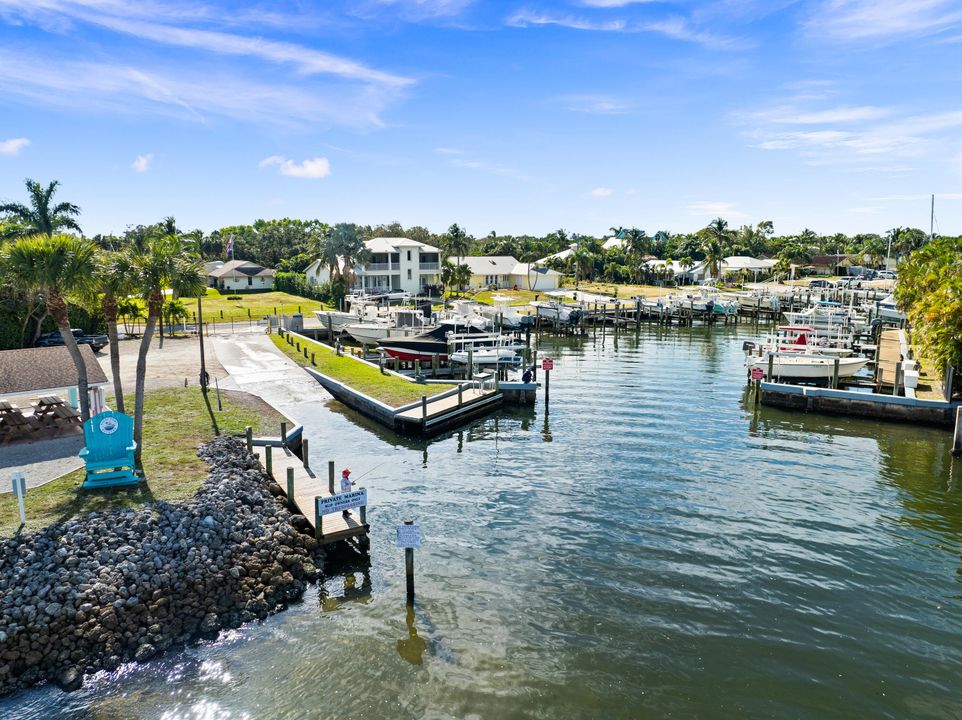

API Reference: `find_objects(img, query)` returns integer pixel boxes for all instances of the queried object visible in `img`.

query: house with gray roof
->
[207,260,276,291]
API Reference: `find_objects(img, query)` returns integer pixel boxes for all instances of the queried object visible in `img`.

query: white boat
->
[876,294,907,322]
[782,302,867,332]
[531,300,581,324]
[478,295,530,329]
[757,325,855,357]
[451,348,521,365]
[747,353,869,379]
[344,322,392,344]
[313,309,361,332]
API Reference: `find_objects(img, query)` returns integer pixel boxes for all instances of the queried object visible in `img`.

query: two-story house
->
[305,237,441,294]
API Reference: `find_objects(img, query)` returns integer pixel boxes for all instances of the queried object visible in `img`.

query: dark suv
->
[36,328,109,353]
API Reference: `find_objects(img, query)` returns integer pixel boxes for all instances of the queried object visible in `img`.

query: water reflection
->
[396,603,427,666]
[320,548,373,611]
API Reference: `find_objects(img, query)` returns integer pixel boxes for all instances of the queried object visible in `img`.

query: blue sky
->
[1,0,961,238]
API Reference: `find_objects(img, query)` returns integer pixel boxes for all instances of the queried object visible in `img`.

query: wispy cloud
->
[505,9,745,48]
[0,49,399,128]
[590,187,614,197]
[0,137,29,155]
[361,0,476,20]
[688,200,746,218]
[805,0,962,42]
[559,94,631,115]
[132,152,153,172]
[259,155,332,179]
[580,0,661,6]
[434,147,530,181]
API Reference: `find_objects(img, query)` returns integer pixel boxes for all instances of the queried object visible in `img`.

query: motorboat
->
[782,301,867,332]
[754,325,855,357]
[451,348,522,366]
[530,300,582,324]
[378,322,489,362]
[478,295,532,329]
[746,352,869,380]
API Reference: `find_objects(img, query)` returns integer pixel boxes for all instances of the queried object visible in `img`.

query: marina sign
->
[542,358,554,371]
[396,524,422,549]
[750,368,765,380]
[316,488,367,516]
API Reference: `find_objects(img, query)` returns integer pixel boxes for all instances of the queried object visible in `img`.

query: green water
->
[5,325,962,719]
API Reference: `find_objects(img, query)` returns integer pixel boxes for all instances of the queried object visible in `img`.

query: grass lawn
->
[271,333,456,407]
[198,289,328,320]
[471,289,541,307]
[0,387,288,537]
[560,281,674,299]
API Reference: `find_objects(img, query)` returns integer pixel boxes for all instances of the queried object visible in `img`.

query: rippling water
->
[6,324,962,719]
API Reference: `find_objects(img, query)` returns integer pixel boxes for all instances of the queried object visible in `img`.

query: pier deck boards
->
[395,386,491,421]
[266,447,368,545]
[876,329,902,386]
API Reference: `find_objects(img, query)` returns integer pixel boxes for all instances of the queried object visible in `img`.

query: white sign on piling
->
[396,523,422,549]
[316,488,368,516]
[11,471,26,526]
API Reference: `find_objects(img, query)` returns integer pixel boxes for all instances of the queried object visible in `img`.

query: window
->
[407,250,411,261]
[247,276,253,286]
[407,269,412,279]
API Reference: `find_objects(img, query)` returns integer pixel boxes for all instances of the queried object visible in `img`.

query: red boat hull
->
[381,347,449,362]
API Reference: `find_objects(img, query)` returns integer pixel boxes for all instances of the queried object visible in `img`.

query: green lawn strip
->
[472,289,540,307]
[0,387,288,537]
[270,333,455,408]
[198,290,328,320]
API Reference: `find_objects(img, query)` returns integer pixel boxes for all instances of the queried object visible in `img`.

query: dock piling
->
[404,518,416,600]
[953,408,962,456]
[245,426,252,453]
[286,467,295,510]
[301,438,309,469]
[265,445,272,477]
[281,422,288,446]
[831,358,840,389]
[328,461,335,495]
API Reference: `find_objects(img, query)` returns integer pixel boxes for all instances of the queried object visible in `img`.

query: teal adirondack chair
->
[79,411,139,488]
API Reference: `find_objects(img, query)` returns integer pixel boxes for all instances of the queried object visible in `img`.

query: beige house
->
[207,260,276,291]
[462,256,561,291]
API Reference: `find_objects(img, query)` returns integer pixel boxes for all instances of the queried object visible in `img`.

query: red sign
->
[542,358,554,371]
[750,367,765,380]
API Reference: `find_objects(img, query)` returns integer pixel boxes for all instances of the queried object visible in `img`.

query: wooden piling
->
[286,467,295,510]
[265,445,273,477]
[245,426,252,452]
[404,518,415,600]
[893,361,902,396]
[301,438,309,469]
[281,421,287,445]
[328,460,335,494]
[831,357,840,389]
[953,407,962,456]
[767,353,775,381]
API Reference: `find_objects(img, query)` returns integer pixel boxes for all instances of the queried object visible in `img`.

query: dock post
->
[280,421,288,446]
[327,315,334,341]
[245,426,252,453]
[265,445,273,477]
[379,353,385,374]
[831,358,840,389]
[286,467,295,509]
[328,461,335,495]
[421,395,428,421]
[404,518,416,600]
[953,408,962,456]
[544,368,550,403]
[458,384,463,407]
[635,298,641,330]
[315,498,322,541]
[945,364,955,402]
[311,351,316,365]
[754,378,761,406]
[468,348,474,380]
[893,361,902,396]
[532,350,538,381]
[767,353,775,381]
[301,438,309,469]
[432,353,438,378]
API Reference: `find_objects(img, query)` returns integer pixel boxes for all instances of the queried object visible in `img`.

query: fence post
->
[286,467,295,509]
[265,445,273,477]
[245,426,252,453]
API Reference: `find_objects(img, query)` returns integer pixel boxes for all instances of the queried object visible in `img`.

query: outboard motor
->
[568,309,583,325]
[742,341,756,355]
[420,301,433,319]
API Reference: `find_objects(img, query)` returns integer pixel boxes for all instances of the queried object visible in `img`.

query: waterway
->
[6,324,962,719]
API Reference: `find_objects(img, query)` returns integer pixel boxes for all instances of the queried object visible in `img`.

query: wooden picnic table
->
[0,402,40,441]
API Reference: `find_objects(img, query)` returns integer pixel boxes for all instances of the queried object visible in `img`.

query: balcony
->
[418,262,440,270]
[360,262,399,273]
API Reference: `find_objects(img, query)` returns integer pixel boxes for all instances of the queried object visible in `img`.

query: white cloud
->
[505,9,744,48]
[805,0,962,42]
[590,187,614,197]
[559,94,630,115]
[132,152,153,172]
[434,147,529,181]
[688,201,747,218]
[364,0,475,19]
[0,49,399,129]
[580,0,660,6]
[259,155,331,179]
[0,137,29,155]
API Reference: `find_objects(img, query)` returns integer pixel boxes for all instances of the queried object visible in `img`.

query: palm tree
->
[0,234,98,419]
[679,256,695,284]
[701,236,724,282]
[441,224,472,294]
[704,218,733,255]
[624,228,649,282]
[130,234,205,466]
[93,250,135,413]
[0,179,81,238]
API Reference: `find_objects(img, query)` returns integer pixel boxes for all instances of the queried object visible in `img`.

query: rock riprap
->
[0,437,320,696]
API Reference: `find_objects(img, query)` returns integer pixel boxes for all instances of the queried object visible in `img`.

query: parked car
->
[808,279,834,288]
[36,328,109,353]
[877,271,897,280]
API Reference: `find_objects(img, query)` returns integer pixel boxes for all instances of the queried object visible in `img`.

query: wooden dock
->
[393,374,502,433]
[876,329,902,387]
[260,443,369,547]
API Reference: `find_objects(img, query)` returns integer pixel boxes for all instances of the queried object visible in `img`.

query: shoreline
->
[0,436,320,697]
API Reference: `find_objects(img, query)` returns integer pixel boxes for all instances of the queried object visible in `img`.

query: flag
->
[225,235,234,257]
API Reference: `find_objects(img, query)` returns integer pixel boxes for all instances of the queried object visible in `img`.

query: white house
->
[720,256,776,280]
[645,258,709,284]
[207,260,276,291]
[461,256,561,291]
[305,237,441,295]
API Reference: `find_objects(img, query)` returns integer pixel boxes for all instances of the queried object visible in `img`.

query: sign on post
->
[542,358,554,371]
[11,471,26,526]
[316,488,367,516]
[750,367,765,380]
[396,523,422,549]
